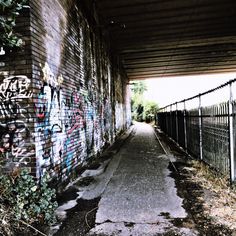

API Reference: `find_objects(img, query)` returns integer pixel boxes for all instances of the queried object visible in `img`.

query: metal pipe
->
[157,78,236,112]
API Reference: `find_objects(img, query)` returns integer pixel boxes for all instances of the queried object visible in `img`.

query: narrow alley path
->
[88,123,197,236]
[56,122,234,236]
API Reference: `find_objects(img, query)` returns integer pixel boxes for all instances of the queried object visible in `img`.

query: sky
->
[143,72,236,109]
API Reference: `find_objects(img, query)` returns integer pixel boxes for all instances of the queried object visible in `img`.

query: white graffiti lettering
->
[42,63,64,87]
[11,146,27,158]
[0,76,32,101]
[0,102,30,119]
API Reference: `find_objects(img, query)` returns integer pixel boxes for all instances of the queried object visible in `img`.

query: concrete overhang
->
[96,0,236,80]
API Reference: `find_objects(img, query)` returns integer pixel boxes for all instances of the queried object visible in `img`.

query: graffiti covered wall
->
[0,7,34,173]
[0,76,35,170]
[0,0,131,181]
[29,0,131,180]
[31,0,130,180]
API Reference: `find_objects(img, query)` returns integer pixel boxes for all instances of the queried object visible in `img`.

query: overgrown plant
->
[0,169,58,235]
[0,0,29,48]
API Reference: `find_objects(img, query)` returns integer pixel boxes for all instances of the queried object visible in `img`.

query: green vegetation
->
[131,81,158,123]
[0,0,29,48]
[0,169,58,235]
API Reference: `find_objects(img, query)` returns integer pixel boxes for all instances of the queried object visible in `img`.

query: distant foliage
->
[131,81,147,95]
[143,100,159,123]
[131,81,158,122]
[0,169,58,235]
[0,0,29,48]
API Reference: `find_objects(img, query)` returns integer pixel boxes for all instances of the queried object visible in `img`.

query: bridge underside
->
[96,0,236,80]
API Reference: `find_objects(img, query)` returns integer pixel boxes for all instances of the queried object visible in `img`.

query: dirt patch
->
[56,186,79,206]
[157,130,235,235]
[87,163,101,170]
[190,160,236,231]
[169,161,233,235]
[160,230,182,236]
[76,176,95,187]
[54,198,100,236]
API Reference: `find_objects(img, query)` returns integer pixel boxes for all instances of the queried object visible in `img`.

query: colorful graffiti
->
[0,71,129,178]
[35,63,63,177]
[0,0,131,181]
[35,63,88,178]
[34,61,119,179]
[0,76,34,168]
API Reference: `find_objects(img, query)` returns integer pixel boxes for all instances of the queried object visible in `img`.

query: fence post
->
[183,100,188,151]
[165,107,168,135]
[199,95,203,160]
[166,106,169,136]
[176,102,179,144]
[228,82,235,183]
[170,104,172,137]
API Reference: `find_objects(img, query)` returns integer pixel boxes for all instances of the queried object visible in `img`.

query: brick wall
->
[0,0,131,181]
[0,6,35,173]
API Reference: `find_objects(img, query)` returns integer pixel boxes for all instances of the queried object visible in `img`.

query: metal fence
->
[157,79,236,183]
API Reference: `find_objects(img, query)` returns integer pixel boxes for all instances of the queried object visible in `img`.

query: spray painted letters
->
[0,76,34,167]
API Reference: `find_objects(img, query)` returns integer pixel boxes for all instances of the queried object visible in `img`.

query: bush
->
[0,169,58,235]
[0,0,29,48]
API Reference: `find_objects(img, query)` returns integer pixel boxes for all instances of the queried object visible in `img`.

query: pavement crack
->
[96,220,166,226]
[124,222,135,227]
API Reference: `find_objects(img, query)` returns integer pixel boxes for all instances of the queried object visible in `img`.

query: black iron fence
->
[157,79,236,183]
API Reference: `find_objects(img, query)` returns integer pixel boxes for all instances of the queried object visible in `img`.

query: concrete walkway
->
[88,123,197,236]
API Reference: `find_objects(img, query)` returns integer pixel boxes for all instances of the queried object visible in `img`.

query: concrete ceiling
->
[96,0,236,80]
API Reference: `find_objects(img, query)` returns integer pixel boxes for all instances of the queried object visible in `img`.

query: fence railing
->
[156,78,236,183]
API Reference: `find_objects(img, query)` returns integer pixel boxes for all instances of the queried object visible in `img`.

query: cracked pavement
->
[88,122,198,236]
[55,122,235,236]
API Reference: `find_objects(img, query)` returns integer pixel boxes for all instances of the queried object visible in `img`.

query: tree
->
[131,81,146,121]
[143,100,159,123]
[131,81,147,95]
[130,81,158,122]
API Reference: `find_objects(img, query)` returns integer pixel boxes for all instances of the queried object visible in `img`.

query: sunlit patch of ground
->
[189,160,236,231]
